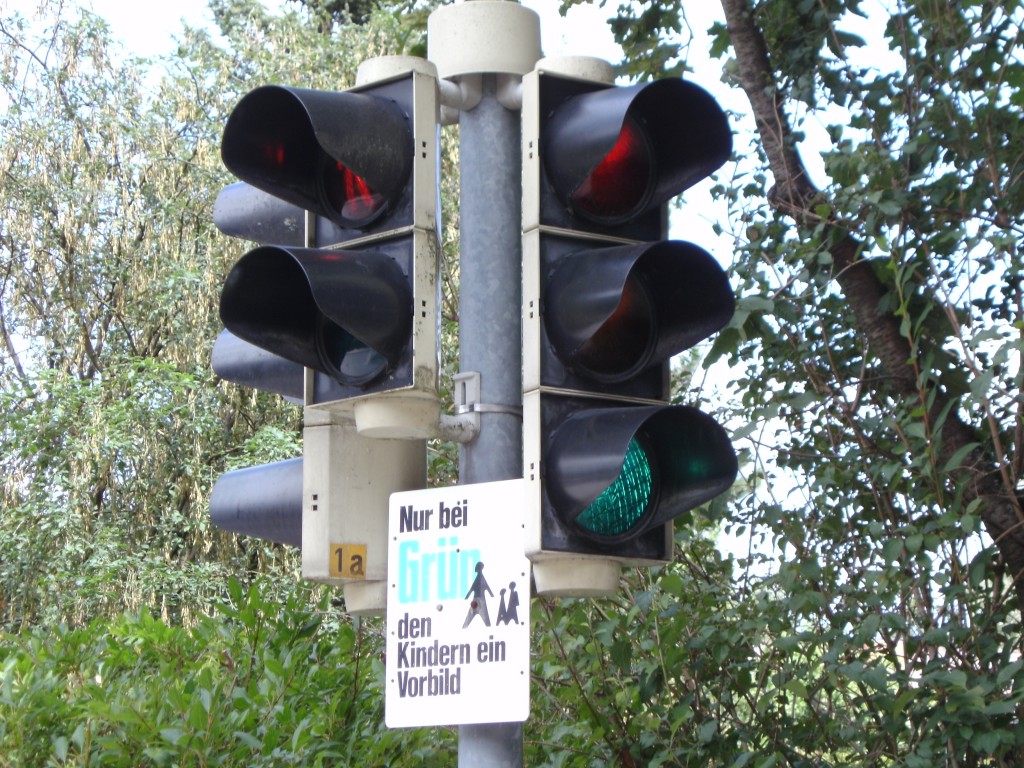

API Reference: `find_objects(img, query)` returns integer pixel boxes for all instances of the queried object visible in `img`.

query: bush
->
[0,579,454,767]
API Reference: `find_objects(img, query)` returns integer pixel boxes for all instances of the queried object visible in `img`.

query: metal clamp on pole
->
[437,371,522,443]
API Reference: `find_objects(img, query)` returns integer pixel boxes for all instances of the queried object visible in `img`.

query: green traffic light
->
[575,438,653,537]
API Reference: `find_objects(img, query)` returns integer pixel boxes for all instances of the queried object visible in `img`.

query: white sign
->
[385,479,530,728]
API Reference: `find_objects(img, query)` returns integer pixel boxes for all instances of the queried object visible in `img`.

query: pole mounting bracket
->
[438,371,522,443]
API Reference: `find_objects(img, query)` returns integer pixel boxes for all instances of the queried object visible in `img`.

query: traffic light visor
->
[219,245,413,388]
[212,329,305,401]
[543,79,732,225]
[546,405,737,543]
[210,458,303,546]
[543,241,735,383]
[222,85,413,228]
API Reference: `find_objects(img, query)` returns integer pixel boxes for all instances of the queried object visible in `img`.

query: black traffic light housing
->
[539,77,732,235]
[221,85,414,229]
[208,64,441,614]
[220,241,414,392]
[213,70,440,436]
[523,65,738,595]
[210,457,303,547]
[540,237,734,396]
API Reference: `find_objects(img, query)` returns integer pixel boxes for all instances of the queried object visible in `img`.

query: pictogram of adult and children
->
[463,561,521,628]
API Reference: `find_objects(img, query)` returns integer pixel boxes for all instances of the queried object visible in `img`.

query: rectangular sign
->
[385,479,530,728]
[329,543,367,579]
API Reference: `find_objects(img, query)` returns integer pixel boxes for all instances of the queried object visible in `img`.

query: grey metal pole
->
[457,73,524,767]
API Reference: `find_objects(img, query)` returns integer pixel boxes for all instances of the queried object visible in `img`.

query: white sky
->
[9,0,625,62]
[6,0,885,274]
[34,0,734,262]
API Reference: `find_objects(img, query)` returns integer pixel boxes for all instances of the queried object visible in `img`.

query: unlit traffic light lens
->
[570,116,654,224]
[573,271,656,381]
[575,437,654,537]
[317,318,387,388]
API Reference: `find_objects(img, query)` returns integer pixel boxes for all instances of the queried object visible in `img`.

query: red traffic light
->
[570,116,653,223]
[542,79,732,226]
[221,85,413,228]
[323,159,385,224]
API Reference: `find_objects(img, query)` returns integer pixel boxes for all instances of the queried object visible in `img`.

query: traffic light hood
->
[213,181,347,247]
[546,405,738,544]
[219,245,413,388]
[210,458,303,546]
[543,240,735,383]
[542,79,732,225]
[211,329,305,401]
[221,85,414,228]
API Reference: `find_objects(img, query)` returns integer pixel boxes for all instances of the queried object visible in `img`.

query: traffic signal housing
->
[300,411,425,614]
[215,67,441,439]
[210,457,303,547]
[208,413,426,616]
[522,63,739,596]
[208,61,441,613]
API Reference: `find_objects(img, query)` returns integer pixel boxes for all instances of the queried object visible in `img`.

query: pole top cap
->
[356,56,438,87]
[428,1,542,78]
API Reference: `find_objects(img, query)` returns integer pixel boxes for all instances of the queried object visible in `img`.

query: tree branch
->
[720,0,1024,610]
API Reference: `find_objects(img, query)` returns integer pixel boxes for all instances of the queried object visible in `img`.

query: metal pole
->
[457,73,524,767]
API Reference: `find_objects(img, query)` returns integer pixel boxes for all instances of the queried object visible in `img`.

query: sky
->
[8,0,899,269]
[5,0,739,260]
[68,0,626,63]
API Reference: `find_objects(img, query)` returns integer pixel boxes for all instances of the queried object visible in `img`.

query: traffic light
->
[210,456,303,547]
[208,62,441,613]
[522,64,739,596]
[216,67,441,438]
[300,412,425,615]
[209,415,426,615]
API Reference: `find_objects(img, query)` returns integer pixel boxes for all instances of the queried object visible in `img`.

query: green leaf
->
[784,679,809,700]
[160,728,186,745]
[234,730,262,750]
[997,659,1023,686]
[698,718,718,743]
[942,442,980,472]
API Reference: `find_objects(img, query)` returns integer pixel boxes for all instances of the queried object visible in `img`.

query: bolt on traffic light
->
[522,64,739,596]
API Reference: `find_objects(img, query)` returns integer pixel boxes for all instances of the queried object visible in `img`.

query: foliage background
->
[1,0,1023,765]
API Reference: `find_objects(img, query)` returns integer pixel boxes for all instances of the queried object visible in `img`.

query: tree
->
[552,0,1024,763]
[0,4,249,627]
[5,0,1024,763]
[717,0,1024,604]
[0,0,439,628]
